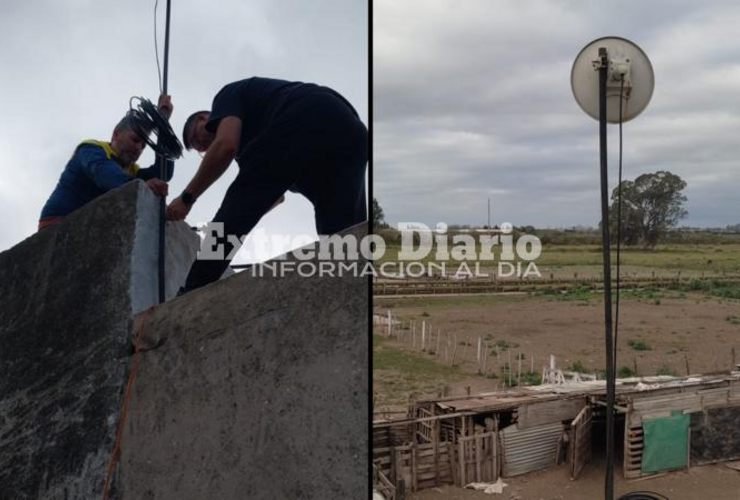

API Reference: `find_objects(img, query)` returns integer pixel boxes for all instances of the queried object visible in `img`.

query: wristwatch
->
[181,191,197,206]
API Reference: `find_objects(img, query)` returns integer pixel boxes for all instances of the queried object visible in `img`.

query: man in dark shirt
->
[167,77,367,292]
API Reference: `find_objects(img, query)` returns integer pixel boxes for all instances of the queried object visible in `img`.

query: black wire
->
[613,76,624,376]
[618,492,669,500]
[154,0,163,94]
[128,97,183,159]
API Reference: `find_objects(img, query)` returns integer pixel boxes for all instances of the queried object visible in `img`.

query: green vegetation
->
[608,171,688,248]
[375,225,740,274]
[568,360,588,373]
[373,335,463,406]
[618,366,637,378]
[373,335,460,375]
[500,370,542,387]
[372,197,387,230]
[656,365,677,376]
[727,315,740,325]
[669,279,740,300]
[629,339,652,351]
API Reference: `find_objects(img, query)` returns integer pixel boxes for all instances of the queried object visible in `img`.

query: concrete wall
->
[0,182,369,499]
[119,223,369,499]
[0,181,198,499]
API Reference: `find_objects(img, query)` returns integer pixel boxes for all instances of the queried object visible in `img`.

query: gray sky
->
[0,0,367,261]
[374,0,739,229]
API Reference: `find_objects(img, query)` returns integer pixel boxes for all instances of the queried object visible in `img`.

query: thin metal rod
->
[162,0,171,94]
[598,46,615,500]
[157,0,172,303]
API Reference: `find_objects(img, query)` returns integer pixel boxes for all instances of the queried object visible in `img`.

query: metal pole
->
[598,46,615,500]
[157,0,173,303]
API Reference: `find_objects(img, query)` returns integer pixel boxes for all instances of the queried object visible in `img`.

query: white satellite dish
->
[571,36,654,123]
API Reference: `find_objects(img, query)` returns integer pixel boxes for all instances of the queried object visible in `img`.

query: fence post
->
[482,341,489,374]
[477,338,482,374]
[518,350,522,386]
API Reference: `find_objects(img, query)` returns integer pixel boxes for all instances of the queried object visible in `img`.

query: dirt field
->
[373,291,740,411]
[407,459,740,500]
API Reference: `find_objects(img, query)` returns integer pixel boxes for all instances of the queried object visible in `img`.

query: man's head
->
[182,111,214,152]
[110,115,146,165]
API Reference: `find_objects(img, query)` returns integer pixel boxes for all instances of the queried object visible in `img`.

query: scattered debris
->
[725,460,740,472]
[465,478,508,494]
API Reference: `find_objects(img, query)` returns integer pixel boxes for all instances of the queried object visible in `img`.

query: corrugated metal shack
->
[372,372,740,494]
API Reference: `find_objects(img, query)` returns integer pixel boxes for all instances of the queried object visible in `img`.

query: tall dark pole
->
[157,0,173,303]
[598,46,615,500]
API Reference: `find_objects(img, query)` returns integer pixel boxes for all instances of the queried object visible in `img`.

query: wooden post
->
[518,351,522,386]
[633,357,638,377]
[412,323,416,349]
[508,349,512,387]
[411,442,417,492]
[434,420,440,486]
[531,355,534,374]
[493,432,498,481]
[475,434,482,482]
[436,329,441,357]
[459,439,466,486]
[387,310,392,337]
[477,337,482,374]
[463,340,469,362]
[482,341,488,374]
[448,441,458,486]
[390,448,397,484]
[421,321,426,351]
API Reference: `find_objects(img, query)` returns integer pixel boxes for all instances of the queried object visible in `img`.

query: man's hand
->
[166,196,192,221]
[146,178,169,197]
[158,94,173,120]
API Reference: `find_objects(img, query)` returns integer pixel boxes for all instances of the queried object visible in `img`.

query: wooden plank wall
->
[373,433,499,492]
[390,442,454,491]
[457,432,499,486]
[517,398,586,430]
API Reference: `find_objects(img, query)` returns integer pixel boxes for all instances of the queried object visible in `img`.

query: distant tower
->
[487,198,491,228]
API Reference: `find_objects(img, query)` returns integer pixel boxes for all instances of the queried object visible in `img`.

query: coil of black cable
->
[127,96,183,160]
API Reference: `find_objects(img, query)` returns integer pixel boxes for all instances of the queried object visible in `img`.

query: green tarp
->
[642,410,690,473]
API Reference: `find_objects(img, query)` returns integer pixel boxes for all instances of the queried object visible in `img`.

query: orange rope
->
[102,306,154,500]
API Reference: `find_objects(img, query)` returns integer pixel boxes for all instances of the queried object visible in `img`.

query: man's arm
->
[77,145,136,191]
[186,116,241,197]
[166,116,241,221]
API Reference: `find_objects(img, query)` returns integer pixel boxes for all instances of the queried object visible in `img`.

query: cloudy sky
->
[374,0,739,229]
[0,0,367,261]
